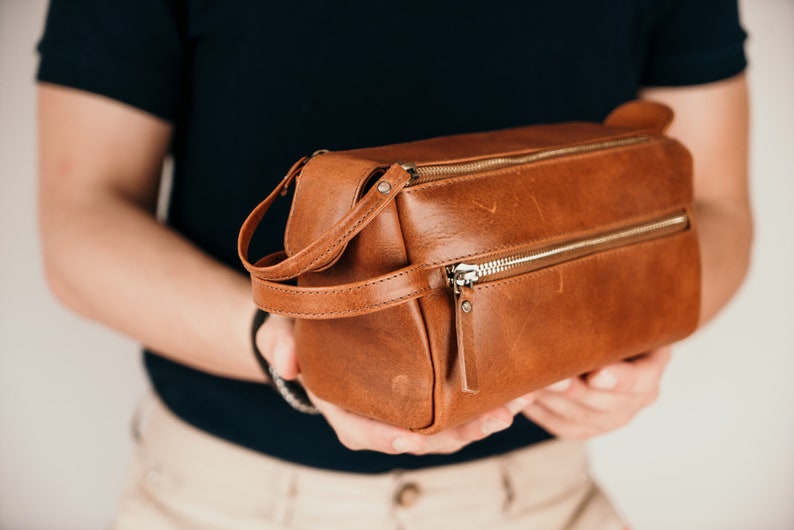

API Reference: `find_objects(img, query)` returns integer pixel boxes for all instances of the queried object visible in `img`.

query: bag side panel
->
[294,201,434,429]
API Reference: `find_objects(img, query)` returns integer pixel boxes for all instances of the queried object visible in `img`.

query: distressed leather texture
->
[239,100,701,434]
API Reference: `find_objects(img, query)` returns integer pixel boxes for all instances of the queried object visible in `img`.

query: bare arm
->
[38,83,524,454]
[642,73,753,325]
[37,83,276,380]
[522,74,753,438]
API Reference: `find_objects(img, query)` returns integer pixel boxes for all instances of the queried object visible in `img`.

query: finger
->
[586,346,672,394]
[562,386,656,413]
[530,392,605,427]
[506,396,533,415]
[255,315,300,379]
[522,402,597,440]
[272,337,299,379]
[543,376,589,398]
[459,401,523,439]
[313,394,532,456]
[546,378,573,392]
[532,390,637,432]
[310,393,424,454]
[422,401,526,455]
[534,369,658,411]
[532,397,629,439]
[518,376,588,409]
[317,397,514,456]
[631,345,673,374]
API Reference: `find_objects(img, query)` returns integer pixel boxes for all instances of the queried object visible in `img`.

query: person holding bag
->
[36,1,751,528]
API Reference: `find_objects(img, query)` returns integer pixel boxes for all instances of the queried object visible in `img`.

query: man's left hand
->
[521,346,672,439]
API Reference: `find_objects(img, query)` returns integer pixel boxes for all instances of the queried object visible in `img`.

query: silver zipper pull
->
[448,263,480,394]
[447,263,480,294]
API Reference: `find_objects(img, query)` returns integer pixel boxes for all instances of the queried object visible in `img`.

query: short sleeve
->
[641,0,747,87]
[36,0,186,121]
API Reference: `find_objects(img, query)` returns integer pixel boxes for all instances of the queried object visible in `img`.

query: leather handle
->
[238,162,430,319]
[249,261,432,319]
[238,154,309,275]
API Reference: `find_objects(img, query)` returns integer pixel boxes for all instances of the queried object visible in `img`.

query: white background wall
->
[1,0,792,528]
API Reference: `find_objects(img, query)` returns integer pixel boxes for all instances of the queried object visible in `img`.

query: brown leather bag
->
[238,101,700,434]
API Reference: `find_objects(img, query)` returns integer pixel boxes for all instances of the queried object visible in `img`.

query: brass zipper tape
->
[449,211,689,287]
[408,136,649,185]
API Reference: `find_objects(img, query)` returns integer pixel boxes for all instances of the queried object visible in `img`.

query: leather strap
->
[238,163,432,319]
[249,262,432,318]
[455,285,479,393]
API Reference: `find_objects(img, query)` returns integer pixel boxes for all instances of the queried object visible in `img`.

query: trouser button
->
[395,482,422,508]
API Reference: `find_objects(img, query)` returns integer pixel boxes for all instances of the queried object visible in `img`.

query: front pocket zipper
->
[445,210,690,394]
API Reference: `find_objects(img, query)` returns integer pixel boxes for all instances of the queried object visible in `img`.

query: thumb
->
[255,315,300,380]
[272,335,299,379]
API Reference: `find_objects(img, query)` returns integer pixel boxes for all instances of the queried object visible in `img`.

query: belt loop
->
[498,456,515,514]
[130,392,155,442]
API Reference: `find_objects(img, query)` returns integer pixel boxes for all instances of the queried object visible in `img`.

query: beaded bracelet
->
[250,309,320,415]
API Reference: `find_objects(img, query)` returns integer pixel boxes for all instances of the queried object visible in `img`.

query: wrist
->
[250,308,319,415]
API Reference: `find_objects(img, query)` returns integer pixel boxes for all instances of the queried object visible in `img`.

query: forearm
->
[38,85,265,381]
[40,189,263,381]
[641,74,752,328]
[695,200,753,326]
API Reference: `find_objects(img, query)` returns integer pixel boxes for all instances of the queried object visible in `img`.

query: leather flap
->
[285,154,383,266]
[604,100,674,133]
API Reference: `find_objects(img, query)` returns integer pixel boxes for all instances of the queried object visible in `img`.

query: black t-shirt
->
[37,0,746,473]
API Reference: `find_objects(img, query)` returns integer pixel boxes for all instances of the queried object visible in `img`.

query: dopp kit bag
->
[238,101,701,434]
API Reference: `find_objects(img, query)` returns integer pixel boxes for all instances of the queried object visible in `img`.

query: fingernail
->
[548,378,571,392]
[482,417,510,435]
[590,370,618,390]
[392,437,422,453]
[507,397,531,414]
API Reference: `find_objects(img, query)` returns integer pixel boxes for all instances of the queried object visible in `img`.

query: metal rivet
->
[377,181,391,194]
[461,300,473,313]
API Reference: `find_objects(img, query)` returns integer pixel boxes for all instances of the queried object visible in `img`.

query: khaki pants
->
[112,396,626,530]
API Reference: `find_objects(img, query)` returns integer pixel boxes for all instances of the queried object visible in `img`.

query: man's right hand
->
[255,315,528,455]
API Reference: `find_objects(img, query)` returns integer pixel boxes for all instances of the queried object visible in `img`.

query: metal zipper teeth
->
[451,211,689,286]
[408,136,649,185]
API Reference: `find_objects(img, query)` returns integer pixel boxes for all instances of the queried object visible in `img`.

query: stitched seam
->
[257,288,432,317]
[251,266,424,295]
[286,164,377,255]
[293,198,386,276]
[476,233,687,290]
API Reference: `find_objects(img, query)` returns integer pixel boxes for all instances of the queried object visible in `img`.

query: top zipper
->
[402,135,648,185]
